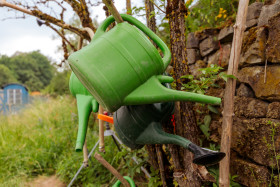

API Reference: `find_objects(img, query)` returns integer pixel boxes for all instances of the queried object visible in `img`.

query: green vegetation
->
[0,51,54,91]
[0,96,153,186]
[44,70,71,96]
[263,121,280,187]
[0,64,17,86]
[181,64,235,94]
[185,0,239,32]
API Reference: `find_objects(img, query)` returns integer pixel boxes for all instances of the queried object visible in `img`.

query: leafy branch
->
[181,64,236,94]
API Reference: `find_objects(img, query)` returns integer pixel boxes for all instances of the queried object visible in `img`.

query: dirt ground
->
[26,175,66,187]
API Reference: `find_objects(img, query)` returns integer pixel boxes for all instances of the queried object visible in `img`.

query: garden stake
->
[98,106,105,152]
[77,34,90,167]
[94,153,130,187]
[219,0,249,186]
[82,140,89,167]
[99,0,121,152]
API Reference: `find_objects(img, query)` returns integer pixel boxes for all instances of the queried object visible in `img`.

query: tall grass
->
[0,96,78,186]
[0,96,149,187]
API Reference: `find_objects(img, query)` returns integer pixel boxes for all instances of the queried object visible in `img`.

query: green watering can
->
[68,14,221,112]
[114,101,226,166]
[69,72,99,151]
[112,176,135,187]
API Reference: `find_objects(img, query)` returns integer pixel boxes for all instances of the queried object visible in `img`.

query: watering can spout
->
[136,122,225,166]
[123,75,221,106]
[75,94,94,152]
[69,72,99,152]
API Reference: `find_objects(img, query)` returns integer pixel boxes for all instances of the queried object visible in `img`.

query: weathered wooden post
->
[219,0,249,186]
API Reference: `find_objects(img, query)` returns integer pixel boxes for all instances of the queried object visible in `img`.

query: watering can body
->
[114,102,174,149]
[69,14,168,112]
[68,14,221,112]
[114,102,225,166]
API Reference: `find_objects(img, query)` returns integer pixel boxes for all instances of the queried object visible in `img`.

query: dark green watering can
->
[114,101,225,166]
[69,72,99,151]
[68,14,221,112]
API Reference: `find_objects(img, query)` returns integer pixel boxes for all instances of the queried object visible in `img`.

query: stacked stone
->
[186,1,280,186]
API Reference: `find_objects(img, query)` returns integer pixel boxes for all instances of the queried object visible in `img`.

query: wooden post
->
[126,0,132,15]
[77,29,96,163]
[98,106,105,152]
[82,141,89,167]
[99,0,123,152]
[94,153,130,187]
[219,0,249,186]
[102,0,123,23]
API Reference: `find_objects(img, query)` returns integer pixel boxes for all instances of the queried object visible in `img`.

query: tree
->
[0,51,54,91]
[0,64,17,87]
[44,70,71,96]
[165,1,204,186]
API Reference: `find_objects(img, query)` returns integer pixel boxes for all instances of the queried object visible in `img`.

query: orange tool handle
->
[97,114,114,124]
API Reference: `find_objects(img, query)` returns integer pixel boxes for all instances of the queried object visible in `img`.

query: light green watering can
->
[68,14,221,112]
[69,72,99,151]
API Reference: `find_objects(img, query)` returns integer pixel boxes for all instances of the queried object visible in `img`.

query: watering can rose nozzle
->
[188,143,226,166]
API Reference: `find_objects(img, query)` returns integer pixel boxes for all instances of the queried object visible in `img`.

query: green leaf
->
[200,124,210,139]
[204,115,211,126]
[208,105,220,114]
[219,72,237,81]
[181,74,194,80]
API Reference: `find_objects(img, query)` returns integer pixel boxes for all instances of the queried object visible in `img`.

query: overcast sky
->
[0,1,142,64]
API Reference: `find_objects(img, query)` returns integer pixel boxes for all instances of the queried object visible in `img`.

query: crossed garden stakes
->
[68,14,225,166]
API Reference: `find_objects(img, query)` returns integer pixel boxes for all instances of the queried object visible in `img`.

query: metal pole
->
[67,140,100,187]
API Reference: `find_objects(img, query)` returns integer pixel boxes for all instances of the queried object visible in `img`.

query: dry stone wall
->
[186,2,280,186]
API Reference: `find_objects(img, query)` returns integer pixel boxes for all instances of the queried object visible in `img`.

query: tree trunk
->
[145,0,156,32]
[144,1,172,186]
[166,0,202,186]
[144,0,159,170]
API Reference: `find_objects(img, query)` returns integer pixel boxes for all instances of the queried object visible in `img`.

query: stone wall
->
[186,1,280,186]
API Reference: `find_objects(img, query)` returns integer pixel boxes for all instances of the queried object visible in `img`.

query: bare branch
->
[1,1,91,40]
[32,9,90,40]
[64,0,96,32]
[44,22,76,51]
[102,0,123,23]
[0,1,33,15]
[149,0,165,14]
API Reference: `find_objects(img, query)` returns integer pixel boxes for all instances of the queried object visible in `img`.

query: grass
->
[0,96,78,186]
[0,96,150,187]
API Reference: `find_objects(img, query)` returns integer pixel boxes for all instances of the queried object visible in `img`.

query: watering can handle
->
[93,14,171,69]
[112,176,136,187]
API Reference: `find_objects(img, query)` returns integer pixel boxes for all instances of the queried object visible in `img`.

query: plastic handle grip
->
[93,14,171,69]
